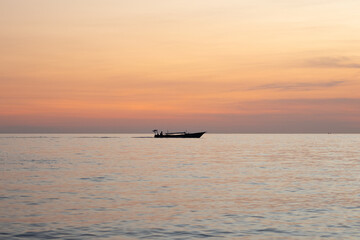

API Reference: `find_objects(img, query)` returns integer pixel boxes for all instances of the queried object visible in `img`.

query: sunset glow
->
[1,0,360,132]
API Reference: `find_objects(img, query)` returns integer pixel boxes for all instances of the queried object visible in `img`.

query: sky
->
[1,0,360,133]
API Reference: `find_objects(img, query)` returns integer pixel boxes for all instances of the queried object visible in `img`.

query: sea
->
[1,134,360,239]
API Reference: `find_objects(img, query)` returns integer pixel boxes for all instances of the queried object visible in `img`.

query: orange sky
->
[1,0,360,133]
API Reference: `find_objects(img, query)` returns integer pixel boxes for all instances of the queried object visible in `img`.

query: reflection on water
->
[1,134,360,239]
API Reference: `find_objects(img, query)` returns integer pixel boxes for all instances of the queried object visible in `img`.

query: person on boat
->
[160,131,163,136]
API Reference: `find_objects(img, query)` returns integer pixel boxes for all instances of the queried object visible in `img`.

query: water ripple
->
[1,134,360,239]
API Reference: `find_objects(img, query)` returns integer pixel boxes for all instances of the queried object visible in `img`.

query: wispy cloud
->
[249,80,345,91]
[237,97,360,110]
[302,57,360,68]
[234,98,360,117]
[262,97,360,106]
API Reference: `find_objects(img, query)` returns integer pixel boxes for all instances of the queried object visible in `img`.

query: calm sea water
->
[1,134,360,239]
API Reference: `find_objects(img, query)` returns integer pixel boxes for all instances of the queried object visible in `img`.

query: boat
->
[153,130,206,138]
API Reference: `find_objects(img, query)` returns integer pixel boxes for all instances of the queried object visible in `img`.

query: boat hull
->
[154,132,206,138]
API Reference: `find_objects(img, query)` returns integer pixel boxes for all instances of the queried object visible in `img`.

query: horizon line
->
[1,132,359,134]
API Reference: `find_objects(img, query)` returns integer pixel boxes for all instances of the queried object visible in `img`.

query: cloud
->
[249,80,345,91]
[302,57,360,68]
[233,98,360,119]
[238,97,360,109]
[1,98,359,133]
[263,97,360,106]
